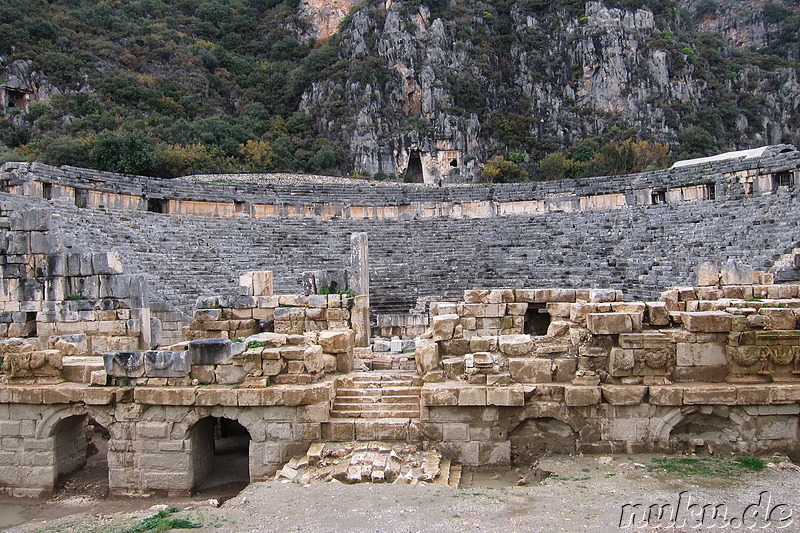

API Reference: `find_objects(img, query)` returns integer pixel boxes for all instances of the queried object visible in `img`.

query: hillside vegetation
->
[0,0,798,181]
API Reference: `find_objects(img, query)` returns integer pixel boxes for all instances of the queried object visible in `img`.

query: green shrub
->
[481,155,527,183]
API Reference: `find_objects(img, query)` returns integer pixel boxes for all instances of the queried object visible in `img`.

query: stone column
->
[350,232,370,347]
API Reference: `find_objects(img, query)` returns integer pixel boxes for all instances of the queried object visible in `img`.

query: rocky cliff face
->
[300,0,800,182]
[680,0,800,59]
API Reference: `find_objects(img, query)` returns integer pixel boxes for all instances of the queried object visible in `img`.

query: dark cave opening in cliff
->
[406,150,424,182]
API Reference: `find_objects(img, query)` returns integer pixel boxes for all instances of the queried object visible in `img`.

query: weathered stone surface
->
[645,302,670,326]
[143,350,190,377]
[508,358,552,383]
[486,386,524,406]
[601,385,646,405]
[695,261,719,287]
[133,387,195,405]
[457,387,487,406]
[608,348,635,376]
[103,351,144,377]
[676,343,727,367]
[421,386,459,406]
[760,308,797,330]
[303,345,324,373]
[318,329,355,353]
[564,386,601,406]
[188,338,232,365]
[431,314,458,342]
[648,386,683,405]
[720,260,753,286]
[213,364,248,385]
[587,313,636,335]
[589,289,619,303]
[49,334,88,356]
[415,338,439,374]
[682,312,732,332]
[2,350,63,378]
[498,335,533,356]
[682,385,737,405]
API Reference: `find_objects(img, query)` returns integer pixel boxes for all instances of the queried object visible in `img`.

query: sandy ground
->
[3,453,800,532]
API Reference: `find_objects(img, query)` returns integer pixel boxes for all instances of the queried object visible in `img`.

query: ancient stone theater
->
[1,144,800,495]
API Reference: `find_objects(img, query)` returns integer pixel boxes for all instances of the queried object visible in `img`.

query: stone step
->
[448,464,462,488]
[322,418,418,441]
[335,402,419,412]
[434,458,451,486]
[330,409,419,419]
[335,389,383,397]
[335,387,421,396]
[332,394,419,405]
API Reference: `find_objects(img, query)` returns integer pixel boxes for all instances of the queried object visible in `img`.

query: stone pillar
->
[350,232,370,348]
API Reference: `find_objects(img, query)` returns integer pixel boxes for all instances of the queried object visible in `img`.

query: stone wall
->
[408,270,800,465]
[0,383,333,497]
[0,200,164,352]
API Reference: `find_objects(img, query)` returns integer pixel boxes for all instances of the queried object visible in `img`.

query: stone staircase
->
[331,372,422,419]
[321,372,422,442]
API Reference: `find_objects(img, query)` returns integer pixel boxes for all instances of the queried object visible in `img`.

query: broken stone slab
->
[695,261,720,287]
[600,385,647,405]
[645,302,670,326]
[498,334,534,356]
[509,358,552,383]
[682,311,732,332]
[48,334,88,356]
[441,357,465,379]
[720,260,754,286]
[144,350,191,377]
[319,329,355,353]
[589,289,619,303]
[103,351,145,377]
[415,338,439,374]
[2,350,63,378]
[609,347,635,377]
[239,271,274,297]
[431,314,458,342]
[188,338,233,365]
[587,313,639,335]
[760,308,797,330]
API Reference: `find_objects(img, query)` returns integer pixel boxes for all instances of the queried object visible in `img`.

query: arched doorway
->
[669,413,740,454]
[190,417,251,495]
[509,417,577,465]
[52,415,110,497]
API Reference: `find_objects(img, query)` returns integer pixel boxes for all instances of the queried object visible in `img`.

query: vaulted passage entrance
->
[52,415,110,497]
[191,417,251,495]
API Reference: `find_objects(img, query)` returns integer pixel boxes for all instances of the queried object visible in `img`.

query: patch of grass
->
[744,297,763,302]
[246,340,267,349]
[648,456,766,477]
[118,509,201,533]
[65,294,86,300]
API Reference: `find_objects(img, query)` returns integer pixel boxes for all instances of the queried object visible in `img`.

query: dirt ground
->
[3,453,800,532]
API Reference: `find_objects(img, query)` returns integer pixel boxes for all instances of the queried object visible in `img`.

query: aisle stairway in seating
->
[323,372,423,442]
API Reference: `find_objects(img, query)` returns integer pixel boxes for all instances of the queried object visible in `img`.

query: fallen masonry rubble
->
[275,442,462,487]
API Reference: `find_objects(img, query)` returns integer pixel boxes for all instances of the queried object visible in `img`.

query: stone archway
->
[48,411,112,496]
[656,406,752,454]
[508,417,579,465]
[189,415,252,495]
